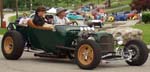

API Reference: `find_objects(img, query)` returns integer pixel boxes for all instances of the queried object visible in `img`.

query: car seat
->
[27,19,52,30]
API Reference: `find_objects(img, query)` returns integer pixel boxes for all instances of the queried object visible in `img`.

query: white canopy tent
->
[46,7,56,14]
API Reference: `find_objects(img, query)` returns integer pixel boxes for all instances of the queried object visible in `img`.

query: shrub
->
[142,11,150,24]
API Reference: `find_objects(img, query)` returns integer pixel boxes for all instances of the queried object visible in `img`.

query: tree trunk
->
[16,0,18,19]
[0,0,3,28]
[108,0,111,7]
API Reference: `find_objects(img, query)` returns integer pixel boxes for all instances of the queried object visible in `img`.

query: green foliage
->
[9,14,23,22]
[4,0,30,10]
[142,12,150,23]
[3,0,107,10]
[3,0,15,8]
[3,0,132,11]
[107,5,130,13]
[107,0,131,9]
[9,16,17,23]
[0,28,7,35]
[3,0,88,10]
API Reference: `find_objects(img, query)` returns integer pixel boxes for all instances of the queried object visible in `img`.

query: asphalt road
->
[0,37,150,72]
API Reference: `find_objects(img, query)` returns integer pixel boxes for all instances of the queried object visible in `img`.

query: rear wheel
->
[75,40,101,70]
[2,31,25,60]
[124,40,148,66]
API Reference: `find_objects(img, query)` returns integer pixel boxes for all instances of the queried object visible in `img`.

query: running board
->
[56,46,75,51]
[34,53,58,58]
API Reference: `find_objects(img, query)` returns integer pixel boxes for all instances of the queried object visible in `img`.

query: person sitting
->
[32,6,53,29]
[54,8,73,25]
[45,15,54,24]
[19,13,30,26]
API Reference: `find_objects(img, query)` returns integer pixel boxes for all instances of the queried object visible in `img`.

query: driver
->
[54,8,74,25]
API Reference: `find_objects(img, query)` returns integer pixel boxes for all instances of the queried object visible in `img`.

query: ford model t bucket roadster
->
[1,20,149,70]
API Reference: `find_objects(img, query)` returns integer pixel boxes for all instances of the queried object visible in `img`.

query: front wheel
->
[124,40,149,66]
[75,40,101,70]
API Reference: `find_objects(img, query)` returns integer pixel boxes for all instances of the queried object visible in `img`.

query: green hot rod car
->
[1,20,149,70]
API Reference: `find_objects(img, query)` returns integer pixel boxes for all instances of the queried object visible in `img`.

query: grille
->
[99,36,114,53]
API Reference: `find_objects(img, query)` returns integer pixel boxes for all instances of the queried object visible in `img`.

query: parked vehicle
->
[67,13,84,20]
[3,8,14,12]
[114,12,128,21]
[107,15,115,22]
[2,19,149,70]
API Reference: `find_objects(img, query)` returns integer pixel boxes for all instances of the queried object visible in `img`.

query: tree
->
[108,0,111,7]
[3,0,94,10]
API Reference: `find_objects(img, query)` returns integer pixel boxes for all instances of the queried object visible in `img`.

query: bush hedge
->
[142,11,150,23]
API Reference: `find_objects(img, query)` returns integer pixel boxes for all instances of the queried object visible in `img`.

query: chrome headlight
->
[84,27,88,31]
[115,32,123,45]
[87,27,91,31]
[116,36,123,45]
[91,27,95,31]
[80,27,84,31]
[88,37,95,41]
[117,40,123,45]
[80,27,95,31]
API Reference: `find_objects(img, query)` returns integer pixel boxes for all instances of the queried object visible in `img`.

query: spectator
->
[19,13,29,26]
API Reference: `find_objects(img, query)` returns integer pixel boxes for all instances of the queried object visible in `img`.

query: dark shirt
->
[33,15,45,26]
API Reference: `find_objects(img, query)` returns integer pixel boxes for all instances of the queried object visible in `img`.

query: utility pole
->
[16,0,18,19]
[0,0,3,28]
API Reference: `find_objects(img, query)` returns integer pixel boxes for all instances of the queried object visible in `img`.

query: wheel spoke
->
[4,36,14,54]
[78,44,94,65]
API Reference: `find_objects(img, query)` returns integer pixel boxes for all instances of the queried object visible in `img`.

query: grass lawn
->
[9,15,17,23]
[110,0,131,9]
[132,24,150,44]
[0,28,7,35]
[106,0,131,13]
[8,12,29,22]
[107,5,130,13]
